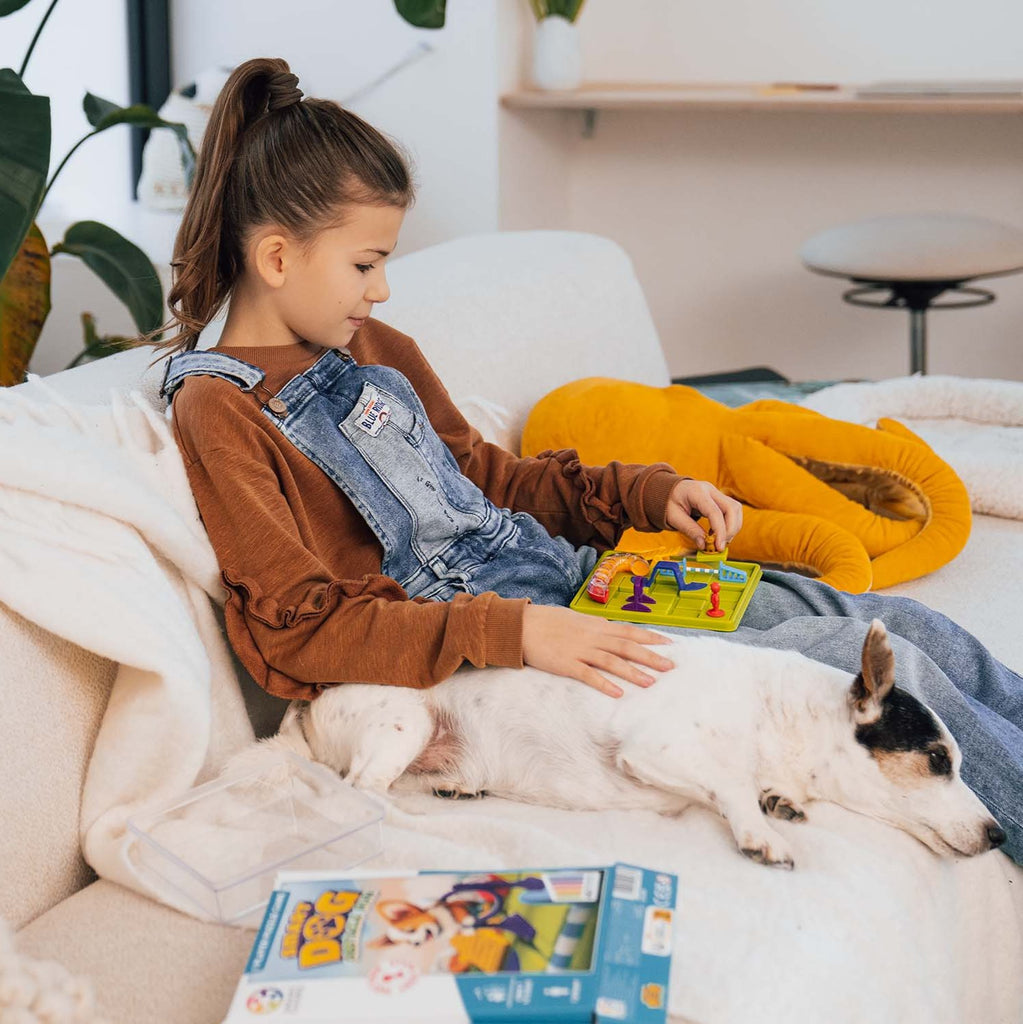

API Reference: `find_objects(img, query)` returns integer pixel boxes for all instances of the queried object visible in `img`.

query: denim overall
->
[160,346,597,605]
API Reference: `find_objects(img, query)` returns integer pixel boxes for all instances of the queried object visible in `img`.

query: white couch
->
[2,230,1021,1024]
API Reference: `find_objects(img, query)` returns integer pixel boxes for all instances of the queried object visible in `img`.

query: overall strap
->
[160,350,267,401]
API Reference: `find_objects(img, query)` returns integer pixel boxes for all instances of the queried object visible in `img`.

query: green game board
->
[569,549,762,632]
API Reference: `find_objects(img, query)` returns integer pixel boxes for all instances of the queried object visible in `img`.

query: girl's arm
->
[188,445,529,700]
[453,425,679,551]
[395,339,681,550]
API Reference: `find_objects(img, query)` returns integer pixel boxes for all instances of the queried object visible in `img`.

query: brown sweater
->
[170,318,684,700]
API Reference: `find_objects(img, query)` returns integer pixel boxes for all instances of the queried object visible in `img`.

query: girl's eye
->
[356,263,375,273]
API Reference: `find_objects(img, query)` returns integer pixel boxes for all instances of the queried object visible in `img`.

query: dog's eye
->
[928,749,952,776]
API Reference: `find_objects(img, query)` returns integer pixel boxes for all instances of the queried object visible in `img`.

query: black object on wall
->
[126,0,171,199]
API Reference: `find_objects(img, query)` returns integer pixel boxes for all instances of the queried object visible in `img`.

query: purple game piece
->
[622,574,657,613]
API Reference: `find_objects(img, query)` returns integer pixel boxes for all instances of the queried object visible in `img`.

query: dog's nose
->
[987,823,1007,849]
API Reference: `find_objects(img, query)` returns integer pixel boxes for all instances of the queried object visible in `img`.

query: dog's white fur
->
[231,620,1003,868]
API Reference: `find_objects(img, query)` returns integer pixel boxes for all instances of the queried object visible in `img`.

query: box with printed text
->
[222,862,677,1023]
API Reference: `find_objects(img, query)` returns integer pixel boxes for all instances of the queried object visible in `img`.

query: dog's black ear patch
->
[855,688,941,754]
[850,671,869,707]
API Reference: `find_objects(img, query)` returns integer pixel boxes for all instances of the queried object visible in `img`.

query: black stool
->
[800,213,1023,374]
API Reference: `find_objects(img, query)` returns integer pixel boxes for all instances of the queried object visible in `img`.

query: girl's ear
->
[252,232,290,288]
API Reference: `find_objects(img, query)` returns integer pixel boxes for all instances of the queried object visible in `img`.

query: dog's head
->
[367,899,453,949]
[833,619,1005,857]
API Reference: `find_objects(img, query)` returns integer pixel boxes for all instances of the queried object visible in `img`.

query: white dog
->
[238,619,1005,869]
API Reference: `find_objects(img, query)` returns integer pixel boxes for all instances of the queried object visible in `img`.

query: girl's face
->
[277,203,405,350]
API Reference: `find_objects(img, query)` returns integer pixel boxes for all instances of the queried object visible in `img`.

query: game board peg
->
[622,575,656,612]
[706,581,725,618]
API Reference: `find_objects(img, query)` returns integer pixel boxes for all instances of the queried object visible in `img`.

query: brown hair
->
[131,56,416,365]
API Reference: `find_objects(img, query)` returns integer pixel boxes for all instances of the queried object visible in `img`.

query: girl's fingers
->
[699,497,727,549]
[606,636,673,672]
[578,666,623,698]
[720,492,743,541]
[588,650,655,687]
[615,622,672,648]
[671,515,705,547]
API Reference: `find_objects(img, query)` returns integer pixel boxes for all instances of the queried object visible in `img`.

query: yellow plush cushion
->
[522,380,972,593]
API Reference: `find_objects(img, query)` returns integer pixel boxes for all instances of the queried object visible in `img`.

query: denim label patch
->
[352,387,391,437]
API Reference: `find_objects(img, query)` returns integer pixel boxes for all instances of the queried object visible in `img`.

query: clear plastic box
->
[127,751,384,925]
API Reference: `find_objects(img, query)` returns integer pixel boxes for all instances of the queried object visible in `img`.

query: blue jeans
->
[691,570,1023,864]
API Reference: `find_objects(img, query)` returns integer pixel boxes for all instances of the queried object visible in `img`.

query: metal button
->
[267,397,288,416]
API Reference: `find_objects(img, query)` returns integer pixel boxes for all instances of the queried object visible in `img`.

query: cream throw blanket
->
[801,374,1023,519]
[2,375,1022,1024]
[0,376,254,914]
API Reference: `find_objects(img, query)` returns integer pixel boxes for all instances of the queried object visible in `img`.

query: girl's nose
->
[366,273,389,304]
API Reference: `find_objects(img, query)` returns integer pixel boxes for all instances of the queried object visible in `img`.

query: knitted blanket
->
[0,375,254,917]
[801,374,1023,519]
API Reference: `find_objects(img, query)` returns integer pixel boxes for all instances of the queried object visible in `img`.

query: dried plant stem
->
[529,0,587,22]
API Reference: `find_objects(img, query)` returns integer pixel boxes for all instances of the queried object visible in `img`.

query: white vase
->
[531,15,582,91]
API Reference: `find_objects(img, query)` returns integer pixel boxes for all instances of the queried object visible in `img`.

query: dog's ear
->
[849,619,895,724]
[376,899,423,924]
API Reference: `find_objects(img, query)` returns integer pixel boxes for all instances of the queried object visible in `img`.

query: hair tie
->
[267,71,303,112]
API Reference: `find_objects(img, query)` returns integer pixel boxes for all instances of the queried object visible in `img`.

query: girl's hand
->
[665,478,743,551]
[521,605,673,698]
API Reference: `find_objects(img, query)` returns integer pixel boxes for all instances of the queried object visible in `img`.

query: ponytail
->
[130,56,415,366]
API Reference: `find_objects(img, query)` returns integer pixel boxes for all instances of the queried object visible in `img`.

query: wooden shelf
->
[501,82,1023,115]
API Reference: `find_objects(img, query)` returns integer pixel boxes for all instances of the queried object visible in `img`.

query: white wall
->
[580,0,1023,84]
[16,0,1023,380]
[23,0,502,375]
[4,0,132,227]
[499,0,1023,381]
[170,0,500,262]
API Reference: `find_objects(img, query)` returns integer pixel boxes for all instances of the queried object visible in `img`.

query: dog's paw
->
[738,832,795,870]
[758,790,807,823]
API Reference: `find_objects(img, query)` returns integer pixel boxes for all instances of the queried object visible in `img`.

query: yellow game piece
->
[448,930,512,973]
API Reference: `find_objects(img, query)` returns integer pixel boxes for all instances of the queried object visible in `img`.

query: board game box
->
[221,863,677,1023]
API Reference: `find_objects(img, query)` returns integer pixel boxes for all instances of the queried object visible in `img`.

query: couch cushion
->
[379,230,672,451]
[17,880,254,1024]
[0,604,114,928]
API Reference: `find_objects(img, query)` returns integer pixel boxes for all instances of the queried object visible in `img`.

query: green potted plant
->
[0,0,194,386]
[395,1,587,92]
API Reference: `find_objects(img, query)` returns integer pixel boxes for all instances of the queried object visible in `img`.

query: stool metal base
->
[841,280,995,375]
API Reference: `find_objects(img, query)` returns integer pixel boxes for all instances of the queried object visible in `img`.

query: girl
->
[135,57,1023,863]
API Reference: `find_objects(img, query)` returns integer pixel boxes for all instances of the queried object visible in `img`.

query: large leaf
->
[65,311,140,370]
[394,0,446,28]
[51,220,163,333]
[0,222,51,386]
[0,68,51,283]
[0,0,35,14]
[82,92,196,189]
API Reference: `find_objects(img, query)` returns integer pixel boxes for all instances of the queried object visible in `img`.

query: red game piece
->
[706,581,725,618]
